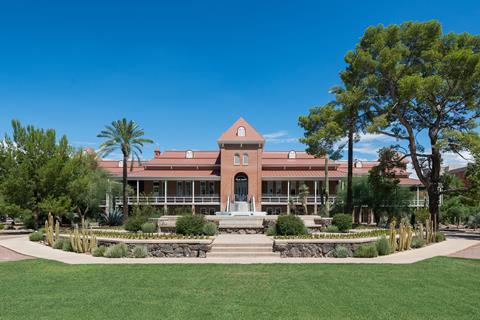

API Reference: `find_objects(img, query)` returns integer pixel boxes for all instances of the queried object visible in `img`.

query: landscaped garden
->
[0,257,479,320]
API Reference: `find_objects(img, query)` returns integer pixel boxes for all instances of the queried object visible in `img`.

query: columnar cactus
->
[388,219,397,252]
[45,213,55,246]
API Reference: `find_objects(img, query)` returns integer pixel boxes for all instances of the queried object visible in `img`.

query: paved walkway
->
[0,244,33,262]
[0,235,478,264]
[449,242,480,259]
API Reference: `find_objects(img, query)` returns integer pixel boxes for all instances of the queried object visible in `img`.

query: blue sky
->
[1,0,479,165]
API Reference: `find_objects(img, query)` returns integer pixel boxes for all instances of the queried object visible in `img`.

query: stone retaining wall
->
[218,228,264,234]
[273,239,377,258]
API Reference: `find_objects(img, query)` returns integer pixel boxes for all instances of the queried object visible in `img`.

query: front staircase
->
[208,234,280,258]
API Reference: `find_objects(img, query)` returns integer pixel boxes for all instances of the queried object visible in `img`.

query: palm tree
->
[97,119,153,217]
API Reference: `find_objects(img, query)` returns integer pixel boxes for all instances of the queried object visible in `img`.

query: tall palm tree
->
[97,119,153,217]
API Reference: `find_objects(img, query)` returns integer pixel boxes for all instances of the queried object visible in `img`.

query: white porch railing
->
[113,196,220,205]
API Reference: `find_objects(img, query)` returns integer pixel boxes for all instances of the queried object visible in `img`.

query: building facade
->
[100,117,424,216]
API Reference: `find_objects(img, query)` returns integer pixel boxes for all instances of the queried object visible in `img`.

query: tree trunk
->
[428,147,442,230]
[33,208,39,230]
[122,155,129,218]
[346,126,354,215]
[325,156,330,214]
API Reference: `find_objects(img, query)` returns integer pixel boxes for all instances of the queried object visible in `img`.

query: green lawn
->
[1,257,479,320]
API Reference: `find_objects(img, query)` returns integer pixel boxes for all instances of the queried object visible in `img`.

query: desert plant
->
[104,243,128,258]
[176,215,206,235]
[100,208,124,226]
[62,239,73,251]
[426,218,435,244]
[354,244,378,258]
[333,245,348,258]
[415,208,429,224]
[69,226,97,253]
[141,222,156,233]
[435,232,446,242]
[326,225,339,233]
[388,219,397,252]
[332,214,352,232]
[276,215,307,236]
[92,246,107,257]
[124,215,148,232]
[202,222,217,236]
[266,225,276,236]
[133,246,148,258]
[376,236,391,256]
[53,238,67,249]
[44,213,55,246]
[398,219,413,251]
[0,223,4,230]
[29,231,44,241]
[411,237,426,248]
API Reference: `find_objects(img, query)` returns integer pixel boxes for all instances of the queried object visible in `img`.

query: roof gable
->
[217,117,265,144]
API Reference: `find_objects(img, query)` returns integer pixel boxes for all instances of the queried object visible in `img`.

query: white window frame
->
[288,150,296,159]
[186,150,194,159]
[234,153,240,165]
[237,126,246,137]
[243,153,249,165]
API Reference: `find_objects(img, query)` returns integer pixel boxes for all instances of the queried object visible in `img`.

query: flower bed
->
[89,230,212,240]
[274,229,389,240]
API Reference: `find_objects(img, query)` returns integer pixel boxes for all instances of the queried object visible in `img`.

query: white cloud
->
[263,130,299,144]
[442,151,473,168]
[358,133,395,143]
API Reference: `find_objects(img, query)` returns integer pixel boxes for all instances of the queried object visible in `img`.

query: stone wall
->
[98,239,212,258]
[218,227,264,234]
[273,239,377,258]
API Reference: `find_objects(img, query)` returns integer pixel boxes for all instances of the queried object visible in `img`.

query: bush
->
[132,205,163,218]
[411,237,426,248]
[141,222,156,233]
[202,222,217,236]
[326,225,339,233]
[124,215,148,232]
[266,225,276,236]
[62,240,73,252]
[0,223,4,230]
[354,244,378,258]
[53,238,67,249]
[332,214,353,232]
[435,232,446,242]
[376,236,391,256]
[276,215,307,236]
[100,208,124,226]
[29,231,44,242]
[174,206,193,216]
[415,208,430,224]
[334,245,348,258]
[92,246,106,257]
[104,243,128,258]
[133,246,148,258]
[176,215,206,235]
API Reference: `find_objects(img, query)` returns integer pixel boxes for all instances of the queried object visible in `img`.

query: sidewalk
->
[1,235,478,265]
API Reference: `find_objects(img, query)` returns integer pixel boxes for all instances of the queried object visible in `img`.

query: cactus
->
[388,219,397,252]
[55,220,60,241]
[68,226,97,254]
[406,224,413,249]
[45,213,55,246]
[426,218,435,244]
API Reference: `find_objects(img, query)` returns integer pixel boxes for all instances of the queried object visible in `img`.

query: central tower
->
[217,117,264,212]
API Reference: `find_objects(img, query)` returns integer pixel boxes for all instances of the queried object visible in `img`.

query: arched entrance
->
[234,173,248,202]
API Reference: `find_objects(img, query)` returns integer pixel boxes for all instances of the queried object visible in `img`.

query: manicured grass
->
[1,257,479,319]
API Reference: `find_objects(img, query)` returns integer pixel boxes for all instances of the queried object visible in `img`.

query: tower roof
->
[217,117,265,144]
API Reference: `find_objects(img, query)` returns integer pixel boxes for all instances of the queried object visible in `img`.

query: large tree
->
[344,21,480,226]
[97,119,153,217]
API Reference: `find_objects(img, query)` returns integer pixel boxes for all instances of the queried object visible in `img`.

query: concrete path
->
[449,242,480,259]
[0,244,33,262]
[0,235,478,265]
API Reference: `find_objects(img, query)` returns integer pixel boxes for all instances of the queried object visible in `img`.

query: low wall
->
[273,238,377,258]
[96,238,213,258]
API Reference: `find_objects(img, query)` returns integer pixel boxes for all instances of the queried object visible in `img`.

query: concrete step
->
[208,251,280,258]
[212,242,272,248]
[211,246,273,253]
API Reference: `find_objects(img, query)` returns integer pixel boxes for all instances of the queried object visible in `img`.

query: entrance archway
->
[234,173,248,202]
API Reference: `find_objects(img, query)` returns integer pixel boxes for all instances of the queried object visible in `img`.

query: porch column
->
[314,180,318,215]
[192,180,195,214]
[416,186,420,207]
[164,180,168,214]
[105,192,110,213]
[136,180,140,204]
[287,180,290,215]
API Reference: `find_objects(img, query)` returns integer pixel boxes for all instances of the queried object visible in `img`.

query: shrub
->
[104,243,128,258]
[141,222,156,233]
[0,223,4,230]
[334,245,348,258]
[326,225,339,233]
[124,215,148,232]
[266,225,276,236]
[354,244,378,258]
[92,246,106,257]
[467,214,480,229]
[411,237,426,248]
[415,208,430,224]
[29,231,44,242]
[62,240,73,252]
[435,232,446,242]
[53,238,66,249]
[133,246,148,258]
[332,214,353,232]
[132,205,163,218]
[174,206,193,216]
[100,208,124,226]
[376,236,391,256]
[176,215,206,235]
[276,215,307,236]
[202,222,217,236]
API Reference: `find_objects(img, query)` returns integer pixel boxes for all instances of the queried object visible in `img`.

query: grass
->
[0,257,479,319]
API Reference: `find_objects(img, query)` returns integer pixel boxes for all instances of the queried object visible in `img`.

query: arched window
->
[234,153,240,165]
[288,150,296,159]
[118,160,123,167]
[243,153,249,165]
[354,160,363,168]
[237,126,246,137]
[185,150,194,159]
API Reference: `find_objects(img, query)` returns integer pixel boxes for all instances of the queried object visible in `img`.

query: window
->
[267,181,274,195]
[275,208,281,215]
[354,160,363,168]
[186,150,193,158]
[237,126,246,137]
[266,207,273,215]
[209,208,216,215]
[275,181,282,195]
[208,181,215,195]
[200,181,207,196]
[184,181,192,196]
[243,153,249,165]
[153,181,160,196]
[234,153,240,165]
[177,181,183,196]
[288,150,296,159]
[290,181,297,196]
[200,208,207,215]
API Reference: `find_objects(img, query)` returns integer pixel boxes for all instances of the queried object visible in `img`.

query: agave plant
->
[100,208,124,226]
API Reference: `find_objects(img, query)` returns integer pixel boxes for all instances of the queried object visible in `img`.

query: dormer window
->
[237,126,246,137]
[354,160,363,168]
[118,160,123,167]
[185,150,194,159]
[288,150,296,159]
